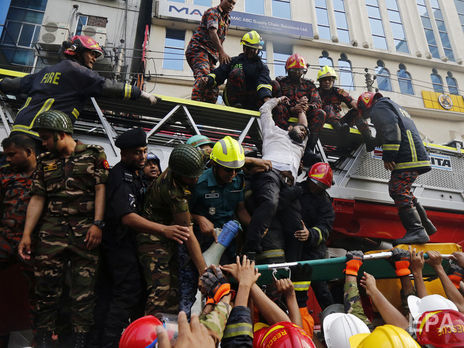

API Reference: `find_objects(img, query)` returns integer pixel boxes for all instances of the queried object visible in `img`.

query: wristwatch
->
[93,220,105,229]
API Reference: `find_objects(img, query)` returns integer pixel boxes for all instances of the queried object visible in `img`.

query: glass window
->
[315,0,331,41]
[387,0,409,53]
[375,65,392,92]
[367,0,387,50]
[272,0,291,19]
[456,0,464,31]
[171,0,184,2]
[75,15,88,35]
[273,42,292,78]
[319,51,333,67]
[447,72,459,95]
[163,29,185,71]
[194,0,211,5]
[246,0,264,15]
[334,0,350,43]
[10,0,47,11]
[398,64,414,95]
[338,54,354,90]
[431,70,444,93]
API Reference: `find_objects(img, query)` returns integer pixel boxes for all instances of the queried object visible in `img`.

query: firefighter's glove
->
[390,248,411,277]
[344,250,364,276]
[448,263,464,289]
[200,266,231,304]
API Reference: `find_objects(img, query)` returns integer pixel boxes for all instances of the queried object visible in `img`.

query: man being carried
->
[246,96,308,256]
[201,30,272,110]
[186,0,236,103]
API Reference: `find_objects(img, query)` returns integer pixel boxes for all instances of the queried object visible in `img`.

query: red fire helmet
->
[253,322,316,348]
[64,35,103,58]
[119,315,163,348]
[308,162,333,189]
[416,309,464,347]
[357,91,382,114]
[286,53,307,71]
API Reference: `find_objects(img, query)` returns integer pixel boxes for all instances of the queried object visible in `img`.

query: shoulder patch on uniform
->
[102,159,110,170]
[43,162,58,172]
[38,151,52,160]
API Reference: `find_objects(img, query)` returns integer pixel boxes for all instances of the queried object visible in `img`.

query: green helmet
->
[169,144,204,178]
[32,110,74,134]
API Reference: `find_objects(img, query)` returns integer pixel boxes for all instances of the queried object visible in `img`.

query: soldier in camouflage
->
[18,110,109,348]
[1,134,37,266]
[140,144,207,315]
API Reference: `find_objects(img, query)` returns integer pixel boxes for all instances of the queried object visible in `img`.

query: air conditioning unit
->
[38,22,70,48]
[82,25,107,47]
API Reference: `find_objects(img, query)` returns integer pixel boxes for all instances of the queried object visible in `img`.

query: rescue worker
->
[246,96,308,256]
[142,152,161,185]
[271,53,325,165]
[200,30,272,110]
[185,0,236,103]
[0,134,37,266]
[317,65,376,151]
[357,92,433,245]
[140,144,207,315]
[191,136,251,260]
[186,134,215,164]
[0,35,156,141]
[17,110,109,348]
[91,128,190,348]
[298,162,335,311]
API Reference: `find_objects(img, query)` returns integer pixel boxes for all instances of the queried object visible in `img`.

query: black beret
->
[115,128,147,149]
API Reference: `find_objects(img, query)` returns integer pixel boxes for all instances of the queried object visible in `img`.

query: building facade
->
[148,0,464,145]
[0,0,147,79]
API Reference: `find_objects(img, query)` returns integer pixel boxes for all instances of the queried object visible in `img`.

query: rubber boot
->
[73,332,88,348]
[35,330,52,348]
[393,207,430,245]
[331,120,350,137]
[413,198,437,236]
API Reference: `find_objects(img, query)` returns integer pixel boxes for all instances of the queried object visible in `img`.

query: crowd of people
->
[0,0,462,347]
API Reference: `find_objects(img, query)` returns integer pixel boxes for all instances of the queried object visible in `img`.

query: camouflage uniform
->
[343,281,370,326]
[319,86,370,134]
[388,170,420,209]
[186,6,230,103]
[0,165,33,264]
[31,142,108,333]
[200,301,232,343]
[139,169,191,315]
[271,76,325,133]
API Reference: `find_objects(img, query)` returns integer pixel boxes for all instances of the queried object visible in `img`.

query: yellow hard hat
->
[349,325,420,348]
[210,136,245,169]
[317,65,337,81]
[241,30,263,49]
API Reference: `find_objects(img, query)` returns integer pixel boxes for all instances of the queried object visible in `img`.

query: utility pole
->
[365,68,376,92]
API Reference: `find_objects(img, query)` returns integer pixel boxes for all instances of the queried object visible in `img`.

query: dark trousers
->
[388,170,419,209]
[91,234,144,348]
[248,170,304,259]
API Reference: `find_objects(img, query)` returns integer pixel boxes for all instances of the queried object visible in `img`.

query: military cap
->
[115,128,147,149]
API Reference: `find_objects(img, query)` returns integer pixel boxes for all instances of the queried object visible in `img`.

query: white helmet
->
[323,313,370,348]
[408,294,458,320]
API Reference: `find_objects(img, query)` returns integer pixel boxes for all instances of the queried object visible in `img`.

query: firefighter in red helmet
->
[357,92,436,245]
[0,35,157,141]
[271,53,325,166]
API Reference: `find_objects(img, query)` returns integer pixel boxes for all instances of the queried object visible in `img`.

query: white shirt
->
[258,98,307,181]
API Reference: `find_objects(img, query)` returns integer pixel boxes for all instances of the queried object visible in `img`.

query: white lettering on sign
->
[430,153,452,171]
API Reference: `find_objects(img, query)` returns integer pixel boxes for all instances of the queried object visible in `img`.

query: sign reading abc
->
[372,148,452,171]
[157,0,313,39]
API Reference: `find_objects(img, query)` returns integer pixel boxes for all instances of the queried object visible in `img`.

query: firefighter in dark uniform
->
[0,35,156,141]
[200,30,272,110]
[298,162,335,311]
[357,92,435,245]
[91,128,190,348]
